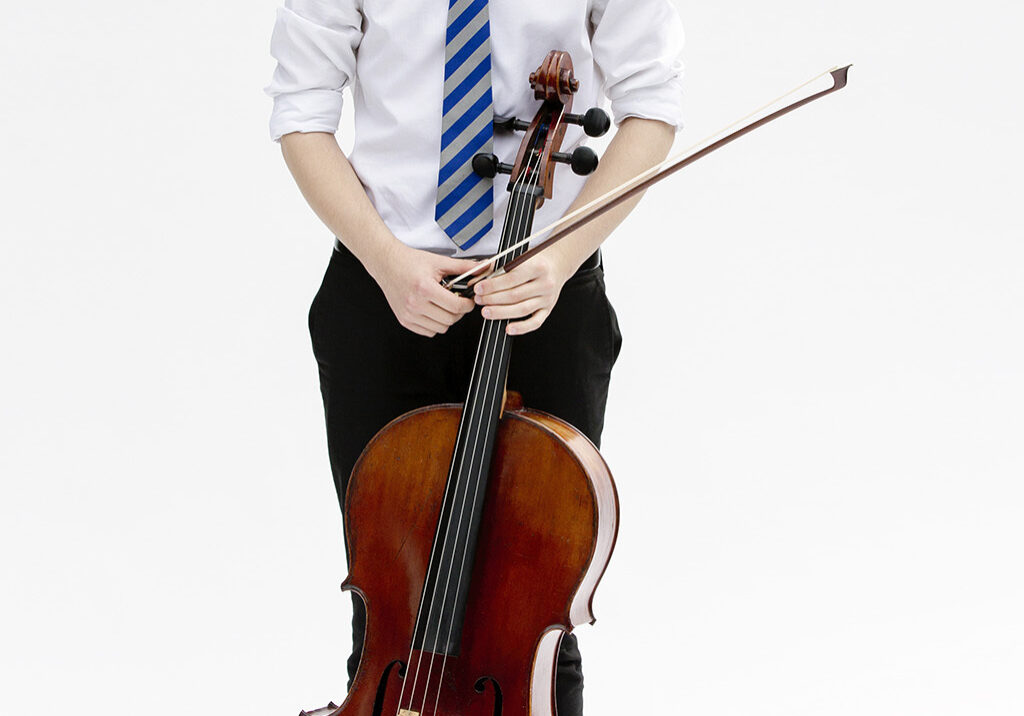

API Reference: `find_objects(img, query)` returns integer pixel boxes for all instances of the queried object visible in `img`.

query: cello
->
[305,51,620,716]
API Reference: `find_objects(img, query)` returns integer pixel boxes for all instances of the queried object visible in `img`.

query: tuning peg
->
[493,115,531,132]
[563,108,611,137]
[551,146,599,176]
[472,153,514,178]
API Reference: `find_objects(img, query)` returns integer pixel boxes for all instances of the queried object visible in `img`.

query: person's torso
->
[347,0,605,257]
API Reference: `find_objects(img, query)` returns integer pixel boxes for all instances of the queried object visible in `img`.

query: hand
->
[366,242,478,337]
[473,250,575,335]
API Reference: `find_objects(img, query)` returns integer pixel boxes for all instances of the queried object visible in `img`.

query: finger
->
[401,321,435,338]
[475,261,541,296]
[414,312,452,335]
[481,297,546,321]
[428,281,476,314]
[435,256,489,296]
[506,308,551,335]
[465,259,497,288]
[476,279,543,306]
[421,300,467,326]
[405,313,450,335]
[437,256,489,280]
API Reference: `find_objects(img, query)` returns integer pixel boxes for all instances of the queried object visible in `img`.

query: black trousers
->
[308,240,622,716]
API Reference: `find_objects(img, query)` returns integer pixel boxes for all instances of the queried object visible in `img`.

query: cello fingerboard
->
[412,182,540,658]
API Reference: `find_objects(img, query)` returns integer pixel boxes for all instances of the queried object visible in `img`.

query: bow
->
[443,64,852,291]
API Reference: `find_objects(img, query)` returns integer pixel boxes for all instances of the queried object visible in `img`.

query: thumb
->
[437,255,490,278]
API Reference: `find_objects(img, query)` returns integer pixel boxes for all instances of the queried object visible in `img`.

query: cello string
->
[442,66,842,288]
[401,163,530,714]
[416,204,524,713]
[396,160,530,715]
[424,158,541,716]
[425,140,548,716]
[399,155,534,716]
[418,151,541,716]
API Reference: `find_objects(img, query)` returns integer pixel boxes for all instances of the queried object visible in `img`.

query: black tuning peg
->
[472,153,514,179]
[563,108,611,137]
[551,146,599,176]
[493,115,531,132]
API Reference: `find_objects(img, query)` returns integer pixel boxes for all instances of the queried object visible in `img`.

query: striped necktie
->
[435,0,495,251]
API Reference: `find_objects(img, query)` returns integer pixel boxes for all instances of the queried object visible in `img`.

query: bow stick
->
[442,64,852,291]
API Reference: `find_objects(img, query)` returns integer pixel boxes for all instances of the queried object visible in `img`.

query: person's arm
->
[280,132,477,337]
[473,117,674,334]
[265,0,476,337]
[473,0,685,335]
[547,117,676,272]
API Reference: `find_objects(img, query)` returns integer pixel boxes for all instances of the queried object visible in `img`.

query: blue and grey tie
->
[434,0,495,251]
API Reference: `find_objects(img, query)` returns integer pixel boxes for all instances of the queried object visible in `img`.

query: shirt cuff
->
[268,88,344,143]
[610,79,685,133]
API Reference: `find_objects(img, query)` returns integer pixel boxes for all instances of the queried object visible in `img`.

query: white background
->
[2,1,1021,714]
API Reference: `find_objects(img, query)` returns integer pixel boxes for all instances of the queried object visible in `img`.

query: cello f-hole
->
[474,675,503,716]
[371,660,405,716]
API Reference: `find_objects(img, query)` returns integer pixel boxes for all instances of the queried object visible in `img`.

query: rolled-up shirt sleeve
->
[589,0,686,131]
[262,0,363,143]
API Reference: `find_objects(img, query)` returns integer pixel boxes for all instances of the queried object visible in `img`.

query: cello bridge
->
[398,711,420,716]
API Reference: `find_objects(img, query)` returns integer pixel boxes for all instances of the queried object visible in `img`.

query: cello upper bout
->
[502,389,524,415]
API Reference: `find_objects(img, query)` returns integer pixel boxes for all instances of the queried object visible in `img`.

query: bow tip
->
[830,64,853,89]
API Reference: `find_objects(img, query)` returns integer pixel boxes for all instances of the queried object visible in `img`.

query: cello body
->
[333,401,617,716]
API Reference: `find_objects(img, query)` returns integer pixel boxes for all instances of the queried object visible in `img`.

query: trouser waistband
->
[332,237,601,274]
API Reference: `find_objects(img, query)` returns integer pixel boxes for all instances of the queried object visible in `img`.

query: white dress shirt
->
[263,0,685,257]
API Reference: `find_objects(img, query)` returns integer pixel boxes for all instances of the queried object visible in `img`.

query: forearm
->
[548,117,676,272]
[279,131,402,279]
